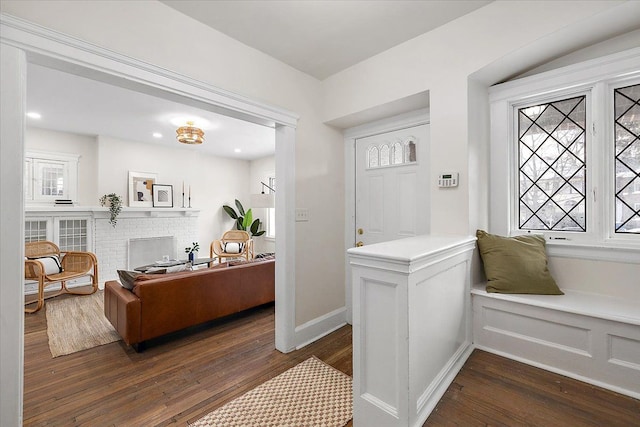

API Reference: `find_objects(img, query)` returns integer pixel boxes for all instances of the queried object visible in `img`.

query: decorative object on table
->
[185,241,200,262]
[181,181,186,208]
[188,183,192,208]
[152,184,173,208]
[99,193,123,227]
[210,230,254,263]
[54,198,75,206]
[176,121,205,145]
[128,171,157,207]
[222,199,266,237]
[250,180,275,208]
[190,357,352,427]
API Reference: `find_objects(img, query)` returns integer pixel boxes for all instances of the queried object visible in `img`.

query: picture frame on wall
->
[128,171,157,207]
[152,184,173,208]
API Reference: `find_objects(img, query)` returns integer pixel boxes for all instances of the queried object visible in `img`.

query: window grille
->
[25,220,48,243]
[614,83,640,234]
[518,96,587,231]
[58,219,88,251]
[366,138,417,169]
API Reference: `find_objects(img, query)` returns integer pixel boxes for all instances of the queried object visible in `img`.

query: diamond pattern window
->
[614,84,640,234]
[518,96,587,231]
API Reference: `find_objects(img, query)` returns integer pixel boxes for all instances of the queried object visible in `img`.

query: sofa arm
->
[104,281,142,345]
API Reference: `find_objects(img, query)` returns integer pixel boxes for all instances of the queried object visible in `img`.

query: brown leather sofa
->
[104,259,274,350]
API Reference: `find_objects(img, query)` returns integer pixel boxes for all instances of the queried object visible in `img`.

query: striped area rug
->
[191,357,353,427]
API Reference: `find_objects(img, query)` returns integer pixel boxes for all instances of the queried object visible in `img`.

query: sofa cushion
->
[117,270,140,290]
[476,230,563,295]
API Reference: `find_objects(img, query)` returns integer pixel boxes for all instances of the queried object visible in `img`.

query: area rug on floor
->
[191,356,353,427]
[46,291,120,357]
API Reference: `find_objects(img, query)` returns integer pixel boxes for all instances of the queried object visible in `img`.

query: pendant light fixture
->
[176,121,204,145]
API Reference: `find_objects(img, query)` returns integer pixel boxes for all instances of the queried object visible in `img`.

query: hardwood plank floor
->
[24,292,638,426]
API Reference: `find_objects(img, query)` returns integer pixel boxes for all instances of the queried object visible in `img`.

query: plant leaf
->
[243,209,253,229]
[235,199,245,216]
[250,218,260,234]
[236,218,244,230]
[223,205,238,219]
[253,230,266,237]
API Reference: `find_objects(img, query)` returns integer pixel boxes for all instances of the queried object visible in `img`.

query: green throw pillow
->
[476,230,563,295]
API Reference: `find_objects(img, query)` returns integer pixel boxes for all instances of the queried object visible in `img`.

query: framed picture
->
[152,184,173,208]
[128,171,157,207]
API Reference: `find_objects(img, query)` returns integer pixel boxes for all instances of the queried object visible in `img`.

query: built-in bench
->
[472,284,640,399]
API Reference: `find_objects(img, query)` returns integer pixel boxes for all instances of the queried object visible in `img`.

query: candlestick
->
[188,185,191,208]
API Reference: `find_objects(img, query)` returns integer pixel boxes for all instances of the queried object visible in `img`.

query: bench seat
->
[471,284,640,399]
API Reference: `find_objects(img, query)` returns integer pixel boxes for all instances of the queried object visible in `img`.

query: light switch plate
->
[295,208,310,222]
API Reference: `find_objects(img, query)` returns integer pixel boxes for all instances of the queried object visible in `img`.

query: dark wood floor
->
[24,292,639,426]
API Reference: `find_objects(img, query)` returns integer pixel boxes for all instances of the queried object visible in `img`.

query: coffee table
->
[134,257,215,273]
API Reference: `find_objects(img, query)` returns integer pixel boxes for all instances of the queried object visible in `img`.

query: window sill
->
[546,240,640,264]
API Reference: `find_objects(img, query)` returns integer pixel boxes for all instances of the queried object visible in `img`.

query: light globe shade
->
[250,193,275,208]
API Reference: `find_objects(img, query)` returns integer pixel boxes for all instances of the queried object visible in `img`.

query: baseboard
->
[475,344,640,400]
[414,342,474,427]
[295,306,347,350]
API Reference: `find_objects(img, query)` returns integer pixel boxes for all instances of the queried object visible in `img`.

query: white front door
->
[355,124,430,247]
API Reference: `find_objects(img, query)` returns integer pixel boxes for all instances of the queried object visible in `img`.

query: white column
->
[275,123,296,352]
[0,43,26,427]
[349,235,476,427]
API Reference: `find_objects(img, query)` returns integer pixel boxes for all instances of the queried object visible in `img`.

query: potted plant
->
[99,193,123,227]
[222,199,266,237]
[184,242,200,262]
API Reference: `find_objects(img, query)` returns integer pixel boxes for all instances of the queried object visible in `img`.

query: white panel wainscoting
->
[472,285,640,399]
[348,235,476,427]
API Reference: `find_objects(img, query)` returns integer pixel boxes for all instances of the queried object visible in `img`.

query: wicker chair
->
[24,241,99,313]
[210,230,254,264]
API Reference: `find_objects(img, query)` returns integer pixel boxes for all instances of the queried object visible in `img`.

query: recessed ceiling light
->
[234,148,242,153]
[27,112,41,119]
[153,132,162,138]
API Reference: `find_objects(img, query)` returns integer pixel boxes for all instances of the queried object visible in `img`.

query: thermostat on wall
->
[438,172,459,188]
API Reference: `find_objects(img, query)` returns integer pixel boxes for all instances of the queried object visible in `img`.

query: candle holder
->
[188,196,191,209]
[181,192,185,208]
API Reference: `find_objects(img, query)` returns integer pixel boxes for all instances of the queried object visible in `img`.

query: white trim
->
[475,345,640,401]
[0,14,298,128]
[0,42,26,427]
[489,47,640,260]
[343,108,430,324]
[294,306,347,350]
[0,13,299,423]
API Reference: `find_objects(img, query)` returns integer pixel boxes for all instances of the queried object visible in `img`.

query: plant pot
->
[188,252,195,262]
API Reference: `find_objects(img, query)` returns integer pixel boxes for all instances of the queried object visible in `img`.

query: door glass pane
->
[380,144,390,166]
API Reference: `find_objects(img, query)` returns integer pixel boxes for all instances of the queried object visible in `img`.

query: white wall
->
[323,1,633,235]
[1,0,346,327]
[25,127,98,205]
[249,155,276,254]
[24,128,251,249]
[95,135,250,249]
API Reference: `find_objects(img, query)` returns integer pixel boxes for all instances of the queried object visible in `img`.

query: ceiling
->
[161,0,492,80]
[27,1,493,159]
[27,64,276,160]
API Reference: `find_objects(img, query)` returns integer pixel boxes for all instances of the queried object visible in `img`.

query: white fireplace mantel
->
[26,206,200,218]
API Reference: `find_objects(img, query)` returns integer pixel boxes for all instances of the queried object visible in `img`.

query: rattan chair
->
[24,241,99,313]
[210,230,254,264]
